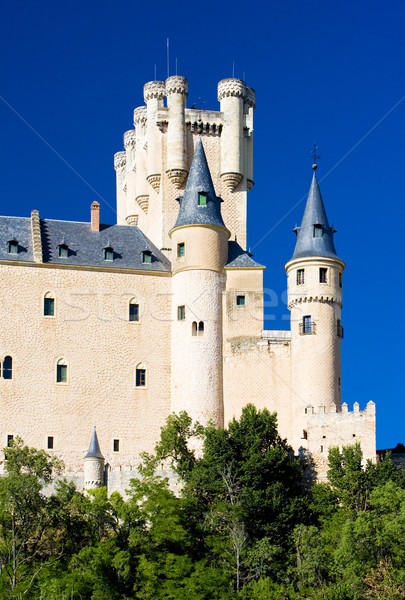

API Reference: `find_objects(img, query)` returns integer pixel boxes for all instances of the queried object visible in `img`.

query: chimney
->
[91,201,100,232]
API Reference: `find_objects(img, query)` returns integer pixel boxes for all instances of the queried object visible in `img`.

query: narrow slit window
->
[3,356,12,380]
[319,267,327,283]
[177,243,185,258]
[198,192,207,206]
[47,436,54,449]
[297,269,305,285]
[44,296,55,316]
[57,362,67,383]
[198,321,204,335]
[236,295,245,306]
[136,368,146,387]
[178,305,185,321]
[113,439,120,452]
[129,302,139,322]
[192,321,197,336]
[339,272,342,288]
[7,435,13,447]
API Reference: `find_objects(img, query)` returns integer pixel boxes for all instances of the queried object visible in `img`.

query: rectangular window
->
[104,248,114,261]
[297,269,305,285]
[129,303,139,322]
[8,241,18,254]
[303,315,311,334]
[44,298,55,316]
[113,439,120,452]
[177,243,185,258]
[339,272,342,288]
[58,245,68,258]
[47,436,54,449]
[302,430,308,440]
[142,251,152,264]
[198,193,207,206]
[57,365,67,383]
[136,369,146,387]
[236,295,245,306]
[177,305,186,320]
[319,267,327,283]
[314,225,322,238]
[7,435,13,447]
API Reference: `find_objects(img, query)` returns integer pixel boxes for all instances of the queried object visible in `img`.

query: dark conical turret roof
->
[85,427,104,459]
[291,171,339,260]
[171,138,227,232]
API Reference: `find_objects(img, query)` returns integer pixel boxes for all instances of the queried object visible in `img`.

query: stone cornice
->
[288,296,343,309]
[217,78,246,101]
[143,80,165,102]
[114,151,126,170]
[169,222,231,239]
[0,260,172,276]
[133,106,147,127]
[285,255,346,272]
[123,130,136,149]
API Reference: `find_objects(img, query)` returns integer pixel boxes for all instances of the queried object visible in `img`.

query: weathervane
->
[311,143,320,170]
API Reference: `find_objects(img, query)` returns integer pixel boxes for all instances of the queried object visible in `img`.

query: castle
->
[0,76,376,491]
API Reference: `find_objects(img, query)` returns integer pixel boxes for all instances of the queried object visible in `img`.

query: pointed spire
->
[171,138,227,231]
[291,171,339,260]
[85,427,104,459]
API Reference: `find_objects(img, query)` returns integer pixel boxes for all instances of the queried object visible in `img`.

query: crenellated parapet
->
[288,295,343,309]
[143,80,165,102]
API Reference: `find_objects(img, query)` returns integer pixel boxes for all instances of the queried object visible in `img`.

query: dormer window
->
[198,192,207,206]
[7,240,18,254]
[314,224,322,238]
[142,250,152,264]
[58,244,69,258]
[104,247,114,261]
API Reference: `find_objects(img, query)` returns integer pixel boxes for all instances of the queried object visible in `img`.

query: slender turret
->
[166,76,188,188]
[84,427,105,489]
[170,138,229,427]
[217,78,246,191]
[286,166,345,451]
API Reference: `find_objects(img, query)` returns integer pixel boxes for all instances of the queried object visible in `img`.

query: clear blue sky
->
[0,0,404,450]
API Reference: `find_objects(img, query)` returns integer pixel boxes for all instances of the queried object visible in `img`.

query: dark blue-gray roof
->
[85,427,104,459]
[291,172,339,260]
[171,138,228,232]
[0,216,171,272]
[225,241,265,268]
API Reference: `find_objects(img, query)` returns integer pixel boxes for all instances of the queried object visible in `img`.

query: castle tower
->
[169,138,230,427]
[166,76,188,188]
[285,167,345,451]
[84,427,105,490]
[217,78,246,191]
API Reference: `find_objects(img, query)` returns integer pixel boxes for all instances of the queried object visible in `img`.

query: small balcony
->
[299,321,316,335]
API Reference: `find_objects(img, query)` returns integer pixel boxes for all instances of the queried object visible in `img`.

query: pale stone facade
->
[0,76,375,488]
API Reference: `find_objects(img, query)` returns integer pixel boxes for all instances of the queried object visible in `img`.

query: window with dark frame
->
[314,224,322,238]
[58,244,68,258]
[178,305,186,320]
[339,272,342,288]
[136,368,146,387]
[297,269,305,285]
[2,356,12,380]
[8,240,18,254]
[129,303,139,322]
[177,243,185,258]
[44,297,55,316]
[319,267,327,283]
[47,436,54,449]
[7,435,13,447]
[104,247,114,261]
[142,251,152,264]
[303,315,312,334]
[57,363,67,383]
[113,439,120,452]
[236,295,245,306]
[198,192,207,206]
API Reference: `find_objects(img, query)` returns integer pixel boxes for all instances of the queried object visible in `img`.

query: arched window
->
[129,299,139,322]
[192,321,197,336]
[2,356,12,380]
[135,363,146,387]
[56,359,67,383]
[198,321,204,335]
[44,292,55,316]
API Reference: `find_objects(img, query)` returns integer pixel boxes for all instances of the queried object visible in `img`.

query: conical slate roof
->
[171,138,227,231]
[85,427,104,459]
[291,171,339,260]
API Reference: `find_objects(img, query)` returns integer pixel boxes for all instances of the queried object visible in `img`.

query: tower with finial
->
[84,427,105,490]
[285,153,345,451]
[169,137,230,427]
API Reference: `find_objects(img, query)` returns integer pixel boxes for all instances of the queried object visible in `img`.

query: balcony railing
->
[299,322,316,335]
[337,324,344,338]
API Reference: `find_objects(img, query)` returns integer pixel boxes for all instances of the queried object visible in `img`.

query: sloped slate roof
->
[172,138,227,231]
[225,241,265,268]
[0,216,171,272]
[85,427,104,459]
[291,171,339,260]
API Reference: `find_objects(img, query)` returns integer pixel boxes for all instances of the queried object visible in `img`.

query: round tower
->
[84,427,105,490]
[169,138,230,427]
[285,166,345,451]
[133,106,149,218]
[244,87,256,192]
[144,81,165,193]
[166,76,188,188]
[217,78,246,191]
